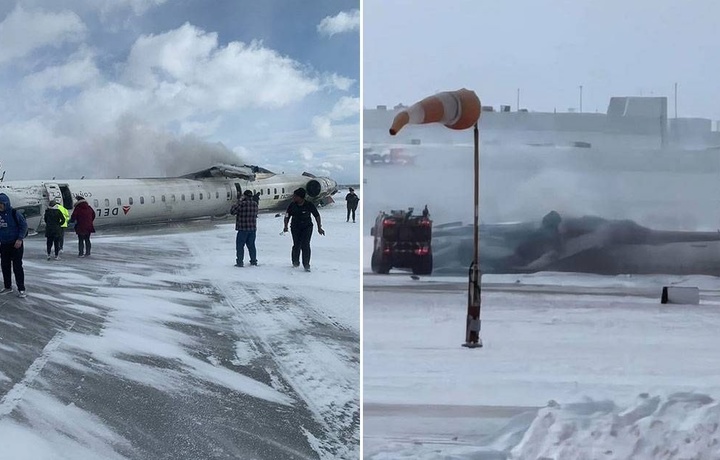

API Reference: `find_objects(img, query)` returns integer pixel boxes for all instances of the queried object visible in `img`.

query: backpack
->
[12,209,29,238]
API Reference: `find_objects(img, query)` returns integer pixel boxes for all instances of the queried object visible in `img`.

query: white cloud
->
[123,23,321,112]
[329,96,359,120]
[0,19,359,183]
[310,97,359,139]
[0,5,86,65]
[231,124,359,183]
[300,147,314,160]
[312,116,332,138]
[317,9,359,37]
[22,47,99,92]
[100,0,169,16]
[59,82,148,135]
[323,73,355,91]
[320,162,344,171]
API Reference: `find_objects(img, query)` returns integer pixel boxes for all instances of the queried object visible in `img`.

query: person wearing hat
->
[345,187,359,223]
[69,195,96,257]
[283,188,324,271]
[44,199,66,260]
[230,189,259,267]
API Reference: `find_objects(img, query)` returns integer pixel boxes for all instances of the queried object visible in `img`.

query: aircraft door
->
[234,183,242,198]
[59,185,73,209]
[44,183,63,205]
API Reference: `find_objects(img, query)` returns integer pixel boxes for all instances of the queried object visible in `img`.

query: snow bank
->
[510,392,720,460]
[366,392,720,459]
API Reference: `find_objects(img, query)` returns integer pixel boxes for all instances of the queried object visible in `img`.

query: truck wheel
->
[371,250,391,274]
[412,254,433,275]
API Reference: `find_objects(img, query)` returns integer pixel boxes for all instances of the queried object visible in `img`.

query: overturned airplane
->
[0,164,338,233]
[433,211,720,276]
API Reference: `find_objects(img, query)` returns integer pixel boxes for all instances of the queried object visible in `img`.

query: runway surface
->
[1,210,359,459]
[363,271,720,458]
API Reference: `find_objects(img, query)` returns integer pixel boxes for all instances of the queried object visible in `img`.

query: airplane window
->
[117,198,121,206]
[191,193,195,201]
[140,196,144,204]
[267,188,270,194]
[161,195,166,202]
[171,194,176,202]
[282,188,285,193]
[93,199,99,208]
[151,196,156,203]
[274,188,277,194]
[182,194,186,201]
[199,193,203,200]
[129,197,134,205]
[215,192,219,199]
[104,199,110,207]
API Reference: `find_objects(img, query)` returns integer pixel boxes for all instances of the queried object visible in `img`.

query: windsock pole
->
[462,122,482,348]
[387,88,484,348]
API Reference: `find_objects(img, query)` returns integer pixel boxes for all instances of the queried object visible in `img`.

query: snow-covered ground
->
[362,136,720,459]
[364,249,720,458]
[0,198,359,459]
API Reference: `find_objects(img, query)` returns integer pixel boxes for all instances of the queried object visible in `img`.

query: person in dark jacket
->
[0,193,28,297]
[44,200,66,260]
[69,196,96,257]
[230,190,259,267]
[282,188,324,271]
[345,187,359,223]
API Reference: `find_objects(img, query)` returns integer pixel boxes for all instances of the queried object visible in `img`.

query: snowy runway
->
[0,203,359,459]
[364,272,720,458]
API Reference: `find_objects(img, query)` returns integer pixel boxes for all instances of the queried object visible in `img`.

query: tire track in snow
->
[219,283,359,459]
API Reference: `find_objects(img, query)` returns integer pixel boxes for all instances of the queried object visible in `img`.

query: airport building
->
[364,96,720,150]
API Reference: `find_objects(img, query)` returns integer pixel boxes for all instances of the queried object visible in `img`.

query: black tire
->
[371,250,391,274]
[412,254,433,275]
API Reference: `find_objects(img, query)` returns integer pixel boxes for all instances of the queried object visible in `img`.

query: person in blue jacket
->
[0,193,28,297]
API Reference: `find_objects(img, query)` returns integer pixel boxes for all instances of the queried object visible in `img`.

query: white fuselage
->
[0,173,337,233]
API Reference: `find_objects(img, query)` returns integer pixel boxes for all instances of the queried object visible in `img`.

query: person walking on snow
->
[283,188,324,272]
[69,196,95,257]
[44,199,65,260]
[230,189,259,267]
[0,193,28,297]
[345,187,359,223]
[55,201,69,253]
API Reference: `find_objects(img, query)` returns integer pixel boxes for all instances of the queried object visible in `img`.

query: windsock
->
[389,88,481,135]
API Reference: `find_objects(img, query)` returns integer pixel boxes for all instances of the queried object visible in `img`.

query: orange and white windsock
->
[389,88,481,135]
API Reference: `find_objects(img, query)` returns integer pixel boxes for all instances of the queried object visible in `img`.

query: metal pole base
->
[463,261,483,349]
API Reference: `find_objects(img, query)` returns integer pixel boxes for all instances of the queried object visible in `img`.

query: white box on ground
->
[661,286,700,305]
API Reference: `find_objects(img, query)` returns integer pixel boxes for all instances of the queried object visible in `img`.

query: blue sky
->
[0,0,359,183]
[364,0,720,122]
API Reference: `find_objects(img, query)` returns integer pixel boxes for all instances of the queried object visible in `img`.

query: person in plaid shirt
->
[230,189,259,267]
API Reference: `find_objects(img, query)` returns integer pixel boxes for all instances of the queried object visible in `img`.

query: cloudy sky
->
[364,0,720,122]
[0,0,359,183]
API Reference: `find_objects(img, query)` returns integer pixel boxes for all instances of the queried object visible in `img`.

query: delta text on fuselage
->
[0,164,338,233]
